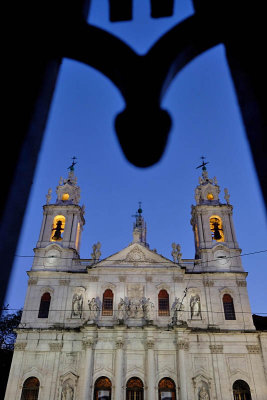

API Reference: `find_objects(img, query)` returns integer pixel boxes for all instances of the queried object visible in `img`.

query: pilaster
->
[176,335,189,400]
[114,337,124,400]
[81,337,96,400]
[146,338,156,400]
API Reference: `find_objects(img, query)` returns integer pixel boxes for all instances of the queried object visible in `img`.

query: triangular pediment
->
[93,243,177,268]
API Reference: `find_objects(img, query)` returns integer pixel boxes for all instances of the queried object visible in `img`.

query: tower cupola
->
[194,165,220,206]
[56,167,80,205]
[132,202,149,247]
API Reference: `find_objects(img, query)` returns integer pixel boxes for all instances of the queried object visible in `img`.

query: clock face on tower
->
[214,250,231,267]
[44,248,61,267]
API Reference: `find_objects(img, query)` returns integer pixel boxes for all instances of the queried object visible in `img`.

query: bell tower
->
[191,161,243,272]
[32,163,85,271]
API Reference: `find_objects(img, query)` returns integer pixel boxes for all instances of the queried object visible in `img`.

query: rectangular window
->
[223,302,236,320]
[159,299,170,316]
[102,298,113,316]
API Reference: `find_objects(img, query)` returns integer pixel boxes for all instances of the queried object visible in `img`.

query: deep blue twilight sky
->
[5,1,266,314]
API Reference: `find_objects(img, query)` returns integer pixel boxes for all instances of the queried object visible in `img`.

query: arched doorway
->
[94,376,112,400]
[20,377,40,400]
[158,377,176,399]
[233,380,252,400]
[126,377,144,400]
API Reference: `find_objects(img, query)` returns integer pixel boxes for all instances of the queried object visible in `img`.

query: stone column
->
[70,214,78,245]
[37,212,46,245]
[81,338,95,400]
[114,338,124,400]
[63,212,73,243]
[229,214,238,247]
[146,339,156,400]
[197,214,204,247]
[44,212,54,244]
[202,211,212,247]
[177,340,189,400]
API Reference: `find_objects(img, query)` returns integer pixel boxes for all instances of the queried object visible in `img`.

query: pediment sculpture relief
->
[117,297,154,322]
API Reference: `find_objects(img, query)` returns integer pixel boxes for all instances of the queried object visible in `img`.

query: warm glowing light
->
[194,225,200,248]
[207,193,214,200]
[209,215,224,242]
[62,193,69,201]
[75,222,81,250]
[50,215,65,241]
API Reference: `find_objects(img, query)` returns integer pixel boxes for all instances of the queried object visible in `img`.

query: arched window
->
[223,294,236,320]
[20,377,40,400]
[209,215,224,242]
[126,377,144,400]
[233,380,252,400]
[158,290,170,316]
[94,376,112,400]
[158,377,176,399]
[50,215,65,241]
[102,289,114,316]
[38,292,51,318]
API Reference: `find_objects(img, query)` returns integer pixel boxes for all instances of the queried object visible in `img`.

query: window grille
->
[223,294,236,320]
[158,290,170,316]
[126,377,144,400]
[102,289,113,316]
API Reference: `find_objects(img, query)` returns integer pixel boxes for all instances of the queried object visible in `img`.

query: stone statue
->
[71,293,83,318]
[88,298,99,321]
[143,298,154,321]
[91,242,101,262]
[46,188,52,205]
[171,297,184,324]
[171,243,182,264]
[61,383,74,400]
[190,295,201,319]
[117,298,127,321]
[127,299,136,318]
[199,386,209,400]
[224,188,230,204]
[135,300,144,318]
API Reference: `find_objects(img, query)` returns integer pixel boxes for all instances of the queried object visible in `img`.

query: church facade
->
[5,167,267,400]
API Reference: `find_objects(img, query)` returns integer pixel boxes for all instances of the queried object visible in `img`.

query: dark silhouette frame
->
[2,1,266,308]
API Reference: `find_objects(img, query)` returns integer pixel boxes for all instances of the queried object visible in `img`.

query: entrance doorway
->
[126,377,144,400]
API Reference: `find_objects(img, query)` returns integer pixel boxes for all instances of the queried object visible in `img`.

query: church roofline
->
[85,242,181,268]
